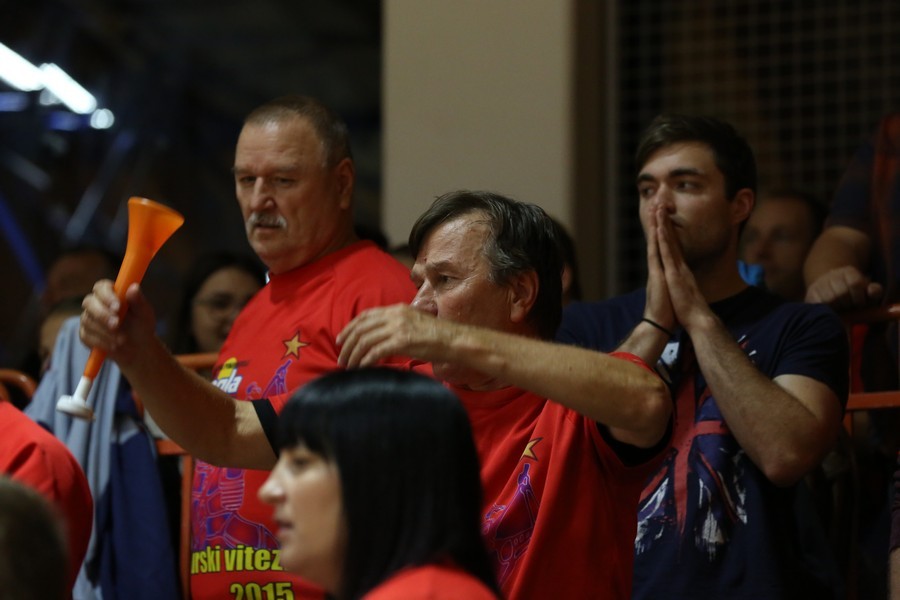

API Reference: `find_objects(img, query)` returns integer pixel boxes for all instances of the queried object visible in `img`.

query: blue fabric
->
[737,260,765,286]
[26,317,177,599]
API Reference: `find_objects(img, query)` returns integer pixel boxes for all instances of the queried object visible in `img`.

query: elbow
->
[757,449,821,488]
[760,461,807,488]
[645,382,673,446]
[200,442,234,469]
[627,381,673,449]
[197,436,257,469]
[184,417,246,468]
[187,435,233,468]
[756,426,842,487]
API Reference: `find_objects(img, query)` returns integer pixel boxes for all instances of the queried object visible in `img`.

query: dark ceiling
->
[0,0,383,366]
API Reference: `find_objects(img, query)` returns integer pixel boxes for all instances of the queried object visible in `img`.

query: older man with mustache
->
[80,95,415,600]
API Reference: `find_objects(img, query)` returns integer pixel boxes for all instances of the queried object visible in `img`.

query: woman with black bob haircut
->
[258,367,500,599]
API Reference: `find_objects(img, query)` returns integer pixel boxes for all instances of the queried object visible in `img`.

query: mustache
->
[247,212,287,229]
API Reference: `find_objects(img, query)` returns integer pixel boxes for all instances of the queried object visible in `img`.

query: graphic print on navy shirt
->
[557,286,849,597]
[635,336,748,560]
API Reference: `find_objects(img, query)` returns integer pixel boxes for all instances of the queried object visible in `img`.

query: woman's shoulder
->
[363,563,499,600]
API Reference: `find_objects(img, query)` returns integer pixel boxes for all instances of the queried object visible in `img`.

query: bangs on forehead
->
[276,397,334,458]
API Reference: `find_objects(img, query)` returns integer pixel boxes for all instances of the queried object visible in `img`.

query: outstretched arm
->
[337,306,671,448]
[656,211,843,486]
[804,225,882,309]
[80,280,276,469]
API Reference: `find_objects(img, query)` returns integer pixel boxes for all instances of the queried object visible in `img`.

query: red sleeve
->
[609,350,657,374]
[6,430,93,592]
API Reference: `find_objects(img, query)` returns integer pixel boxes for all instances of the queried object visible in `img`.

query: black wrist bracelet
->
[641,317,674,338]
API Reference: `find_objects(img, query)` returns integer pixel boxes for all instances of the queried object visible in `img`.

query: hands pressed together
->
[643,206,714,335]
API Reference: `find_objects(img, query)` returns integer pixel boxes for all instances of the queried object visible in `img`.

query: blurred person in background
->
[0,477,69,600]
[740,190,826,301]
[168,252,266,359]
[805,112,900,600]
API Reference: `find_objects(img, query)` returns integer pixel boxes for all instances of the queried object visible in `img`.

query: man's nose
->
[649,186,675,210]
[410,285,437,315]
[223,303,244,323]
[744,238,768,262]
[250,178,274,209]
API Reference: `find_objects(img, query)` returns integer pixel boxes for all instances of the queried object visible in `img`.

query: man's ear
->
[334,158,355,210]
[508,270,539,325]
[732,188,754,226]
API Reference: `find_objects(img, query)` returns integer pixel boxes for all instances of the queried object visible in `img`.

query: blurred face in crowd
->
[42,251,115,312]
[233,116,354,275]
[39,305,81,374]
[191,266,263,353]
[740,196,819,300]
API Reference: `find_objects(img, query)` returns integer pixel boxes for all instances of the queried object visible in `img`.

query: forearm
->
[689,315,840,486]
[803,226,871,286]
[448,327,671,447]
[616,319,672,368]
[120,337,275,469]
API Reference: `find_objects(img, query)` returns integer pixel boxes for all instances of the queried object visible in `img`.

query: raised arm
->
[80,280,276,469]
[803,225,882,309]
[337,306,671,448]
[657,213,844,486]
[617,204,677,366]
[681,314,842,486]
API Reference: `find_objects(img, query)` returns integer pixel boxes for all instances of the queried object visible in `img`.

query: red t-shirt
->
[189,241,415,600]
[364,563,499,599]
[0,401,93,594]
[443,377,657,600]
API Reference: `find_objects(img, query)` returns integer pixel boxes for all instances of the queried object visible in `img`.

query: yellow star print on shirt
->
[283,332,309,358]
[522,437,543,460]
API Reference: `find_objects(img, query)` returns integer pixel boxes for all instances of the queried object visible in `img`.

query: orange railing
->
[0,369,38,403]
[837,303,900,600]
[842,303,900,420]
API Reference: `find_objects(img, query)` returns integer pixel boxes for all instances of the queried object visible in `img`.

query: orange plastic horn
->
[57,197,184,419]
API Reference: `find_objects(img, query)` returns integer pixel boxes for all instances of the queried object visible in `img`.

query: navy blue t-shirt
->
[557,286,849,600]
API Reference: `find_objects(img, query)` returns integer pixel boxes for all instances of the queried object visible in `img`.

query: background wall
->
[382,0,574,246]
